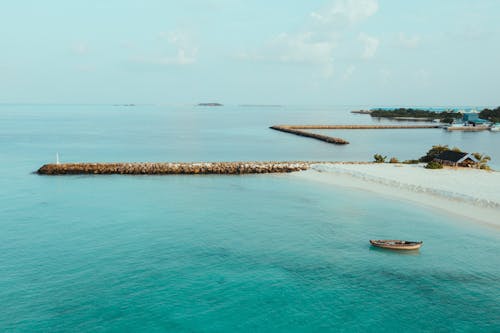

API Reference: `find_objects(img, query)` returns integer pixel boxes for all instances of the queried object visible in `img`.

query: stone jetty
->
[276,125,441,129]
[270,126,349,145]
[37,161,311,175]
[270,124,442,145]
[446,126,490,131]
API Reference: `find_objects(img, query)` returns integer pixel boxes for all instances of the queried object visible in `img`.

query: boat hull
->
[370,240,423,250]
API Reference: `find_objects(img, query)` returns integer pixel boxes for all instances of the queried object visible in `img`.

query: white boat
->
[446,121,467,128]
[370,240,423,250]
[490,124,500,132]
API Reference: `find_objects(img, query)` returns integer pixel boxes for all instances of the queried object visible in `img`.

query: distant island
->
[197,103,223,107]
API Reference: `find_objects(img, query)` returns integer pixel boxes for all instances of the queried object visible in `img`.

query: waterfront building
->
[462,112,489,126]
[434,151,479,167]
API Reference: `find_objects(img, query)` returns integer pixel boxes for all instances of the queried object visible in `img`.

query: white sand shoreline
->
[292,163,500,229]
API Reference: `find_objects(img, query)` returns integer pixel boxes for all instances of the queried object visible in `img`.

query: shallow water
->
[1,104,499,331]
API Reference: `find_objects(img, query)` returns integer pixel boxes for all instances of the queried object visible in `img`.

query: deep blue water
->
[1,104,499,332]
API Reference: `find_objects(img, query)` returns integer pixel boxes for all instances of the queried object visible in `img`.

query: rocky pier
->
[270,124,442,145]
[270,126,349,145]
[36,161,312,175]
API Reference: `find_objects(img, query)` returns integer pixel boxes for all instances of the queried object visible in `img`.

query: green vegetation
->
[418,145,492,170]
[373,154,387,163]
[479,106,500,123]
[373,145,492,170]
[370,108,461,124]
[365,106,500,124]
[419,145,459,162]
[425,161,443,169]
[402,159,419,164]
[472,153,492,170]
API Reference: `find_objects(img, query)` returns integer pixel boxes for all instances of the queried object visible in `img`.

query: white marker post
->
[56,153,60,165]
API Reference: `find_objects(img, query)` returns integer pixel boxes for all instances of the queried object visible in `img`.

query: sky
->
[0,0,499,106]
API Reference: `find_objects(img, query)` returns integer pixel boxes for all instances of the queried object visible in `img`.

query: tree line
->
[369,108,460,124]
[479,107,500,123]
[369,107,500,124]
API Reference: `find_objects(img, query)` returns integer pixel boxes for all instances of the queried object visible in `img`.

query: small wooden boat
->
[370,240,423,250]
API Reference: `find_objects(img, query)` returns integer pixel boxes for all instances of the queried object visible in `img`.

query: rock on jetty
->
[37,162,311,175]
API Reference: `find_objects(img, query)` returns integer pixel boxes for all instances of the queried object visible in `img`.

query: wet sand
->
[293,163,500,229]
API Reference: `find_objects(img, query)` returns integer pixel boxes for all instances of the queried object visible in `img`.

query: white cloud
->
[414,69,430,83]
[311,0,378,25]
[132,31,198,66]
[120,41,138,50]
[239,0,379,78]
[358,32,379,59]
[239,32,336,77]
[76,64,96,72]
[72,42,89,55]
[134,50,196,66]
[269,32,335,65]
[398,32,420,49]
[342,65,356,80]
[379,68,391,84]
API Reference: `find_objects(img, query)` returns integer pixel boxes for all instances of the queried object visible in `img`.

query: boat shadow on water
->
[368,246,421,256]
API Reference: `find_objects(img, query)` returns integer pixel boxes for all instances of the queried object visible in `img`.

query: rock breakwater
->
[270,124,442,145]
[37,162,311,175]
[270,126,349,144]
[276,125,441,129]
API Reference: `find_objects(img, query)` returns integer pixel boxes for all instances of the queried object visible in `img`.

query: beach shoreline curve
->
[292,163,500,229]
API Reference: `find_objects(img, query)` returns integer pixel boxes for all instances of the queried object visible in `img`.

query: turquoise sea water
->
[1,105,499,332]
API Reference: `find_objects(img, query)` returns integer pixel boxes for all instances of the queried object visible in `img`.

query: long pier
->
[446,126,490,131]
[270,126,349,145]
[270,124,442,145]
[37,161,311,175]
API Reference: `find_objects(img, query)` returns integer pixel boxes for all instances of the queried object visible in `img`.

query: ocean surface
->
[1,104,499,332]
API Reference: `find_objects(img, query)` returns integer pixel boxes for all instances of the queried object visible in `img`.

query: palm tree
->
[472,153,491,170]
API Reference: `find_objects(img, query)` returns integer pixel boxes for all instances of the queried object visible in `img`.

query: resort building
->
[434,151,479,167]
[462,112,489,126]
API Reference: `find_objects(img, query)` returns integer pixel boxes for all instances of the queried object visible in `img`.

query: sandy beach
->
[294,163,500,229]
